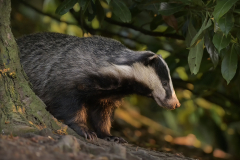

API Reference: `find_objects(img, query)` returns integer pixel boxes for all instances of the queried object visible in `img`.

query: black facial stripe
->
[152,57,172,99]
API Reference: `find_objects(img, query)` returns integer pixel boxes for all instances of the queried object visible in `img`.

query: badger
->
[17,32,180,143]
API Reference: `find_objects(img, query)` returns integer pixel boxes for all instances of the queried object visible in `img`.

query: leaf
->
[213,0,238,22]
[137,1,161,14]
[212,32,231,52]
[188,38,204,74]
[185,21,197,47]
[110,0,131,23]
[162,15,178,31]
[78,0,90,14]
[55,0,78,15]
[218,13,234,35]
[158,3,185,15]
[190,16,212,47]
[221,44,238,84]
[105,0,111,4]
[204,31,219,68]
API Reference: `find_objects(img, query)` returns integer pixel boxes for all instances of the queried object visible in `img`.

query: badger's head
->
[130,53,180,110]
[99,52,180,110]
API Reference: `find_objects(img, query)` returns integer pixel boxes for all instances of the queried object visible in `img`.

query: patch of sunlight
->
[59,22,68,31]
[92,17,100,29]
[100,1,109,9]
[50,22,65,33]
[177,100,196,124]
[182,90,192,99]
[175,67,188,81]
[186,83,194,90]
[73,3,80,12]
[67,25,83,37]
[196,98,225,116]
[221,123,227,130]
[115,109,142,128]
[137,45,147,51]
[154,25,168,32]
[197,72,203,79]
[175,58,180,63]
[156,49,170,59]
[43,0,58,13]
[106,12,112,18]
[43,16,51,23]
[129,95,138,106]
[227,128,234,135]
[60,12,77,24]
[203,145,213,153]
[116,102,173,134]
[84,32,92,37]
[194,139,202,148]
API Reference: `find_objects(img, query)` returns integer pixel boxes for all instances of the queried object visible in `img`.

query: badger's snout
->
[168,94,181,110]
[153,93,181,110]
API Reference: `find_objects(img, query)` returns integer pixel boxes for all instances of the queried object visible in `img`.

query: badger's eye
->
[162,81,168,86]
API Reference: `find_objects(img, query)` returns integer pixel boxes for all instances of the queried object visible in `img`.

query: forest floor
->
[0,128,197,160]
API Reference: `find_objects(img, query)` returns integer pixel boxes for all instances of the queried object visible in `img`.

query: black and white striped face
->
[98,52,180,110]
[148,55,181,110]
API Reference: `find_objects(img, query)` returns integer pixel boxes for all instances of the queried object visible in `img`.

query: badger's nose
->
[175,102,181,108]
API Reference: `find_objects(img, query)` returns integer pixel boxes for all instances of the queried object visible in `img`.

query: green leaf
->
[185,21,197,47]
[218,13,234,35]
[105,0,111,4]
[55,0,78,15]
[221,44,238,84]
[110,0,131,23]
[158,3,185,15]
[190,16,212,46]
[213,0,238,22]
[188,38,204,74]
[204,31,219,68]
[137,0,162,14]
[212,32,231,52]
[78,0,90,13]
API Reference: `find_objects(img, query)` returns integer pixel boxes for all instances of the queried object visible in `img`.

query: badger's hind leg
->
[87,100,127,143]
[47,92,97,140]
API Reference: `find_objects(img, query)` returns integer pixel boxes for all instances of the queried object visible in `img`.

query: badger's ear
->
[143,54,159,66]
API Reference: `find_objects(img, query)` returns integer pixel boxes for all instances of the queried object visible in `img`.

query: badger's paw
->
[103,136,128,144]
[82,130,98,141]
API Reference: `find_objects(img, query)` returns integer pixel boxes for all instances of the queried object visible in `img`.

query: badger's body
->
[17,32,180,143]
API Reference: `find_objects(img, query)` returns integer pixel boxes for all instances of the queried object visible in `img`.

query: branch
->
[104,18,185,40]
[19,0,77,25]
[20,0,184,40]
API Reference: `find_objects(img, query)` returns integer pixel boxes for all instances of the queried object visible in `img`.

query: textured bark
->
[0,0,76,136]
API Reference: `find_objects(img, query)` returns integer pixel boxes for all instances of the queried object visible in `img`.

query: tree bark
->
[0,0,76,136]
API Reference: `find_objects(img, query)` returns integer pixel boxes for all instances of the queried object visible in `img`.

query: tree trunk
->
[0,0,76,136]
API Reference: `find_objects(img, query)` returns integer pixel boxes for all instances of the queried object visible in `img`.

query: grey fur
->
[17,32,180,143]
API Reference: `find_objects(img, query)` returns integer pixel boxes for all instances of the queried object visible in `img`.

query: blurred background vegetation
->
[11,0,240,159]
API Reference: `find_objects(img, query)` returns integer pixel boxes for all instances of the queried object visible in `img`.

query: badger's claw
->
[73,125,98,141]
[104,136,128,144]
[84,131,98,141]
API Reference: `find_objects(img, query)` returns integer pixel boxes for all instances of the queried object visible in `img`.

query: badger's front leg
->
[66,105,97,140]
[88,100,127,143]
[47,94,97,140]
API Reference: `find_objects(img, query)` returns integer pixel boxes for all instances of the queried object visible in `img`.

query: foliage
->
[56,0,240,84]
[13,0,240,158]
